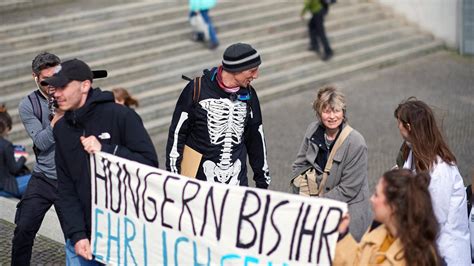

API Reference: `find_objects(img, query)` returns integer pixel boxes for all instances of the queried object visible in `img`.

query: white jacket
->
[404,151,470,265]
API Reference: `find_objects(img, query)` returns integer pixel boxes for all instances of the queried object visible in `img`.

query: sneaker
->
[321,51,333,61]
[192,32,205,42]
[208,42,219,50]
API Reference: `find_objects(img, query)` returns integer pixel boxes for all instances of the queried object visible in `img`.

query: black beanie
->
[222,43,261,73]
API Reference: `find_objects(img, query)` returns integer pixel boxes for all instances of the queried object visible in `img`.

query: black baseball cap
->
[40,58,107,87]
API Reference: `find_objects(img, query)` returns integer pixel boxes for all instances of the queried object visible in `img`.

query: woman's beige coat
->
[334,225,406,266]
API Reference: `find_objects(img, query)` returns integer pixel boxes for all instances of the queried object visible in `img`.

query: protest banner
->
[90,152,348,265]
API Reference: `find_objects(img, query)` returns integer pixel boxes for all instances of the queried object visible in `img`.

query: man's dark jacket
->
[54,88,158,245]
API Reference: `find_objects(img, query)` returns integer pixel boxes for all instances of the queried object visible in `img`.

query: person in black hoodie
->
[41,59,158,263]
[166,43,271,189]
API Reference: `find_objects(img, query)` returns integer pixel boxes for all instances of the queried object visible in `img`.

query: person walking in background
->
[0,105,30,198]
[12,52,69,266]
[335,169,441,265]
[166,42,271,189]
[41,58,158,264]
[394,97,470,265]
[291,85,371,241]
[301,0,333,61]
[189,0,219,50]
[112,87,139,108]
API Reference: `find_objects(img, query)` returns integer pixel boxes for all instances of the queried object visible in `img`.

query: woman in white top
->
[394,97,470,265]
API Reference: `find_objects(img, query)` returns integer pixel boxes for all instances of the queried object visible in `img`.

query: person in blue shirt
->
[189,0,219,49]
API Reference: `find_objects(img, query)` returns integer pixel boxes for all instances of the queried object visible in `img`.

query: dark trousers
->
[11,172,66,266]
[308,8,333,55]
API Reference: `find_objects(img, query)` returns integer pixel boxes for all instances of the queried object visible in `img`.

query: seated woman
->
[335,169,440,266]
[0,105,30,198]
[112,87,139,108]
[291,85,371,241]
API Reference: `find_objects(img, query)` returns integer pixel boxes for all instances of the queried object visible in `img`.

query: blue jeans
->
[66,239,103,266]
[16,174,31,196]
[190,9,219,46]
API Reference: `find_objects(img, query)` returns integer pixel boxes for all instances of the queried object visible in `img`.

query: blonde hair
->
[112,88,139,108]
[313,85,346,120]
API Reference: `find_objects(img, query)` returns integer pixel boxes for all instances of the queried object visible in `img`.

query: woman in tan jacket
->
[335,169,440,265]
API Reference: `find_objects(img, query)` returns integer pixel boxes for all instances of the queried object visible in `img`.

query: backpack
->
[26,90,44,159]
[27,90,43,122]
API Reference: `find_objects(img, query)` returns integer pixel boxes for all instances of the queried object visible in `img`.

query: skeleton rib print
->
[200,98,247,184]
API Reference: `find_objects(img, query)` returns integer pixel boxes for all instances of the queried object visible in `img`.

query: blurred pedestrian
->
[394,97,470,265]
[189,0,219,49]
[112,87,139,108]
[301,0,333,61]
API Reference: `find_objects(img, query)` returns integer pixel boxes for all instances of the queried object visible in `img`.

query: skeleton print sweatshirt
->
[166,67,271,188]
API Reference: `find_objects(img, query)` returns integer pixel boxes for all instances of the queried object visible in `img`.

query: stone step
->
[0,0,309,80]
[0,2,171,36]
[0,0,65,14]
[142,39,443,138]
[0,1,267,51]
[2,12,414,142]
[135,29,430,127]
[137,18,402,109]
[8,10,397,140]
[0,2,379,108]
[0,1,304,66]
[134,26,418,124]
[2,0,443,167]
[6,10,389,132]
[9,33,440,145]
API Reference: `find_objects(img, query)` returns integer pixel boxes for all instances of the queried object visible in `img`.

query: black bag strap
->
[27,90,44,161]
[193,77,202,104]
[27,90,43,122]
[181,75,202,104]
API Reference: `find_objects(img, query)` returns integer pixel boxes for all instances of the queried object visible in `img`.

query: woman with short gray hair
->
[291,85,371,241]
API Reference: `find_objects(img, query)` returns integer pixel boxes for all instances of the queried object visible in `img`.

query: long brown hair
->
[383,169,440,266]
[394,97,456,171]
[112,87,139,108]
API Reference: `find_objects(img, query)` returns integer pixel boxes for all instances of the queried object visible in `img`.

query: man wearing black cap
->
[166,42,271,189]
[41,58,159,262]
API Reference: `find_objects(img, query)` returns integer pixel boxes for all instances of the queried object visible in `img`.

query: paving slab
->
[0,219,65,265]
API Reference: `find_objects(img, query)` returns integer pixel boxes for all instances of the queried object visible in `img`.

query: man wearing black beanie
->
[166,42,271,189]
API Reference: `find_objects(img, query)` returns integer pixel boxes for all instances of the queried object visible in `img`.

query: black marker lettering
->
[236,191,261,249]
[179,180,201,235]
